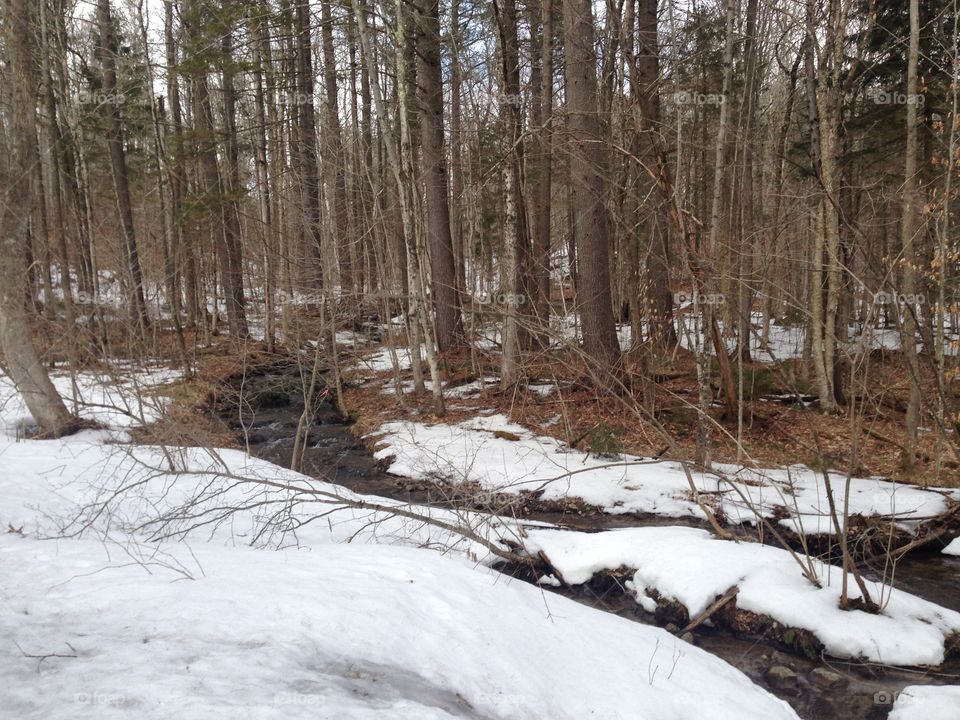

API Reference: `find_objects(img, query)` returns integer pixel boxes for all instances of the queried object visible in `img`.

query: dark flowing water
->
[220,370,960,720]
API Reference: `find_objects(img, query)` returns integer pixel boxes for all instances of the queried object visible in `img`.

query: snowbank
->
[371,414,952,537]
[1,532,801,719]
[0,438,519,563]
[523,526,960,666]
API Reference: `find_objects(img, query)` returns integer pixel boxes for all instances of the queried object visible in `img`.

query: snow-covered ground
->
[371,413,955,537]
[2,535,800,720]
[946,538,960,556]
[354,345,420,375]
[524,526,960,666]
[380,376,502,399]
[888,685,960,720]
[0,369,803,719]
[0,366,179,436]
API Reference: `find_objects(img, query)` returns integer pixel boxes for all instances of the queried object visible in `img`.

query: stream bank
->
[215,367,960,720]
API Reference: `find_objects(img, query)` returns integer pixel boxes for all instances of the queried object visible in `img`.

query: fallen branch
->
[681,585,739,634]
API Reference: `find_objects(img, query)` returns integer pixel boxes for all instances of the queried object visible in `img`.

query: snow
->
[334,330,371,347]
[889,685,960,720]
[381,377,501,398]
[1,535,800,720]
[0,366,179,437]
[371,414,953,537]
[356,345,421,374]
[526,383,557,397]
[523,526,960,666]
[0,370,802,720]
[945,538,960,556]
[0,439,519,564]
[0,357,953,716]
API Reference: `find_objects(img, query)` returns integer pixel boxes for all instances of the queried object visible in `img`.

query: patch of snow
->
[380,377,500,399]
[944,538,960,556]
[523,526,960,666]
[0,367,180,437]
[0,439,518,563]
[889,685,960,720]
[526,383,556,397]
[357,346,423,374]
[371,414,951,537]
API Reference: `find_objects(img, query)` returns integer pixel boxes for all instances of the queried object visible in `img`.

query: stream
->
[218,368,960,720]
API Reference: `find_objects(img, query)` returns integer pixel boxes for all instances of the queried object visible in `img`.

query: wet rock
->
[809,667,848,690]
[764,665,799,691]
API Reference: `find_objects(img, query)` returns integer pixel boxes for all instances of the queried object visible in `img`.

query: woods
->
[0,0,958,476]
[5,3,960,717]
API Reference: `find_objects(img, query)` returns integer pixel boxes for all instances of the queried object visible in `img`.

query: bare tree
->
[562,0,621,376]
[416,0,462,350]
[97,0,150,339]
[1,0,77,437]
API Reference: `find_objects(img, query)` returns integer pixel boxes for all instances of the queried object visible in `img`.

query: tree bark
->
[97,0,150,339]
[637,0,676,352]
[416,0,462,350]
[1,0,76,437]
[900,0,922,469]
[562,0,621,376]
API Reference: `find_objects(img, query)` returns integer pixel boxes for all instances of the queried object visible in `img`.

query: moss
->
[586,423,623,459]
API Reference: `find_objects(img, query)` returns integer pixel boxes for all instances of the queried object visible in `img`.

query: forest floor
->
[340,336,960,489]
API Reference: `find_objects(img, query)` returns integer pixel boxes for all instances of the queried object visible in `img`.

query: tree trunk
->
[97,0,150,339]
[1,0,76,437]
[320,0,353,294]
[295,0,324,287]
[416,0,462,350]
[562,0,621,376]
[528,0,553,343]
[637,0,676,353]
[900,0,922,469]
[218,6,250,337]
